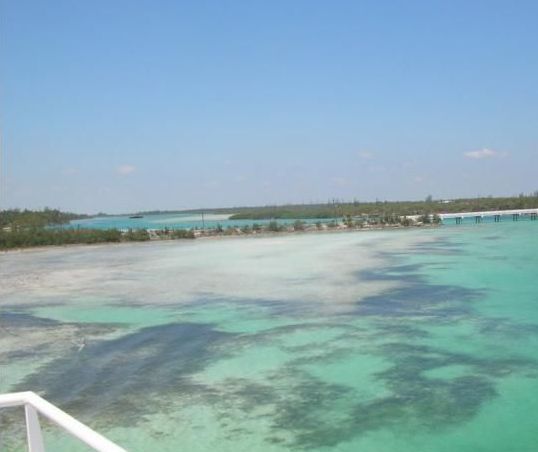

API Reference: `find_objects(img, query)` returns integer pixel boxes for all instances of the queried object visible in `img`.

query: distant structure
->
[439,208,538,224]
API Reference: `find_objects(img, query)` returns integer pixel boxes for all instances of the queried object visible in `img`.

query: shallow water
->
[1,224,537,451]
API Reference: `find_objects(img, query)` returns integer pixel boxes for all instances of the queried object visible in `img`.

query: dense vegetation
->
[0,208,87,228]
[155,228,196,239]
[0,209,196,250]
[0,208,114,250]
[225,194,538,220]
[125,194,538,220]
[2,193,536,250]
[0,228,124,249]
[0,227,200,250]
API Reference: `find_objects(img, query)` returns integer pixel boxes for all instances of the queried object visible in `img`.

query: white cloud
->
[117,164,136,175]
[463,148,503,160]
[357,151,374,159]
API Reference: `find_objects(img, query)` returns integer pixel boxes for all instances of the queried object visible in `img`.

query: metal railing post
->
[0,392,126,452]
[25,404,45,452]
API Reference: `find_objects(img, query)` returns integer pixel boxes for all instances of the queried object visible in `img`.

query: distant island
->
[1,194,538,250]
[124,193,538,219]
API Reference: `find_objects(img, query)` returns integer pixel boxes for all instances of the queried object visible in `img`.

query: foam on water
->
[1,224,538,451]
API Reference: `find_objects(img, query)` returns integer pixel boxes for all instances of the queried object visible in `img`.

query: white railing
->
[0,391,126,452]
[439,208,538,219]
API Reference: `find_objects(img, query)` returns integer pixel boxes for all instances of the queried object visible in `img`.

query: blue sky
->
[2,0,538,213]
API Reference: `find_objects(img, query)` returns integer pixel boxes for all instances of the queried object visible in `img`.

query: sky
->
[1,0,538,213]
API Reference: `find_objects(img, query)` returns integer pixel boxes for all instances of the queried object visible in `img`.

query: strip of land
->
[2,194,538,250]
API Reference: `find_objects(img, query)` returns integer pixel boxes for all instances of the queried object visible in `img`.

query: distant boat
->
[129,215,144,219]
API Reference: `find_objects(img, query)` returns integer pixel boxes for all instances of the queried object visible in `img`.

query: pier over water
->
[439,208,538,225]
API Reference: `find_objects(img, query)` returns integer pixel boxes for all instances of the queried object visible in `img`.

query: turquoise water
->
[1,223,538,451]
[70,211,538,230]
[68,212,326,230]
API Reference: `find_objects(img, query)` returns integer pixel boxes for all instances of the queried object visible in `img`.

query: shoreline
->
[0,223,441,254]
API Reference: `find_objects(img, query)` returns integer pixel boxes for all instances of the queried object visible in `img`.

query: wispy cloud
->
[357,151,374,159]
[117,164,136,175]
[464,148,504,160]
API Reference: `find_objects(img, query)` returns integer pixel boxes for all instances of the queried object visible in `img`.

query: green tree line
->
[0,228,124,249]
[226,195,538,220]
[0,208,87,228]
